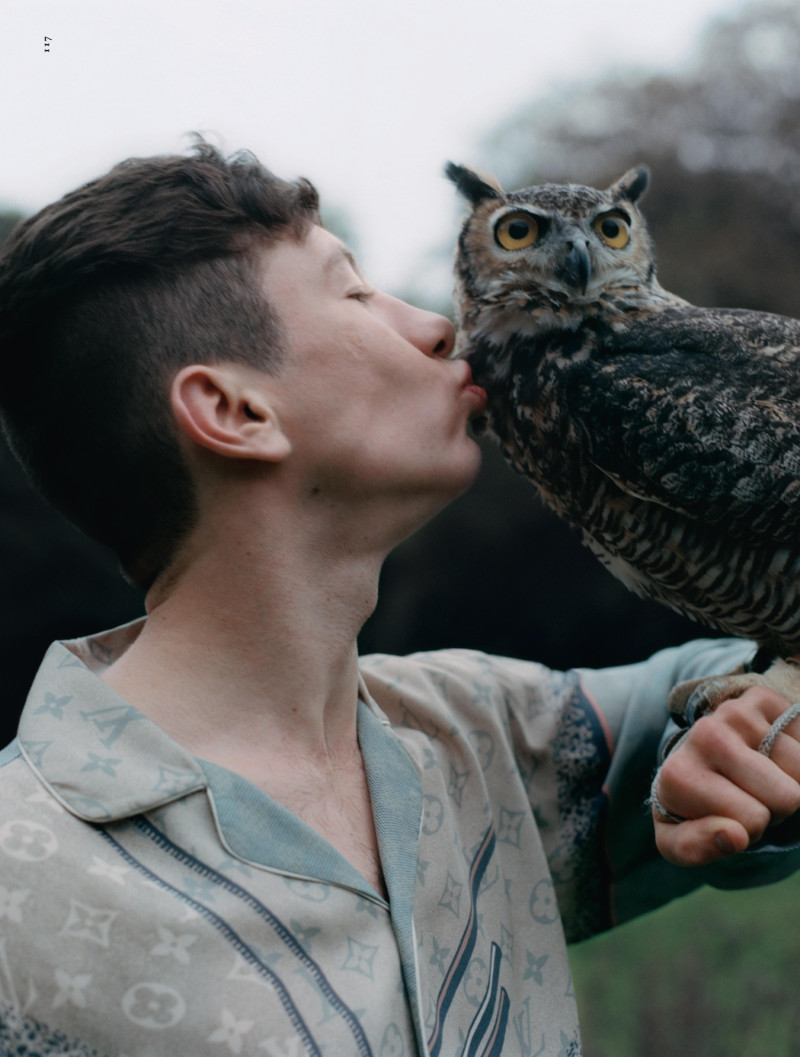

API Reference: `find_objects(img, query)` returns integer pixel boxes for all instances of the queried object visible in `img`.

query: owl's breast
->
[465,310,800,650]
[468,327,602,518]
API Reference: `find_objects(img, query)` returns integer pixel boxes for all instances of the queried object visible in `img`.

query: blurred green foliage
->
[572,873,800,1057]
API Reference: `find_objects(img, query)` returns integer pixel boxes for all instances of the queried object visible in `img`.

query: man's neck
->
[100,518,392,897]
[100,523,383,772]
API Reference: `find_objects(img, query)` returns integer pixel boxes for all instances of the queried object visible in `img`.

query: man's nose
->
[379,293,456,358]
[408,304,456,359]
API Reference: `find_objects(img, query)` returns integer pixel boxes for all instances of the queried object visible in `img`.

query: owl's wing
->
[565,307,800,541]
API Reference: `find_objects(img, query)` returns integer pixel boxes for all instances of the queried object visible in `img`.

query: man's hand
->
[653,686,800,867]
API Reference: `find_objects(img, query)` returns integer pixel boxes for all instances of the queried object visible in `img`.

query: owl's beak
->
[557,241,591,295]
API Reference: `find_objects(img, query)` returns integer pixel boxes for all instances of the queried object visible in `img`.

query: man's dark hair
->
[0,139,320,589]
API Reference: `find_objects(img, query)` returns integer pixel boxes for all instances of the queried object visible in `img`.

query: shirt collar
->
[17,619,207,822]
[16,619,396,826]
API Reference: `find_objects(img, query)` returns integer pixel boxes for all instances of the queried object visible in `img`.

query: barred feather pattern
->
[449,163,800,657]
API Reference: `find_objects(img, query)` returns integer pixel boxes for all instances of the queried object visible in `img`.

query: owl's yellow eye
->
[593,211,630,249]
[495,212,539,251]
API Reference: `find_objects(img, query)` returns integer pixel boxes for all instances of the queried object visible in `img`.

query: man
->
[0,141,798,1056]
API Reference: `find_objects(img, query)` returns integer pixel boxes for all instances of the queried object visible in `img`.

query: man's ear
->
[170,364,291,462]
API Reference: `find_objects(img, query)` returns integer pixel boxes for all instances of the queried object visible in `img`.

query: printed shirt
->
[0,621,797,1057]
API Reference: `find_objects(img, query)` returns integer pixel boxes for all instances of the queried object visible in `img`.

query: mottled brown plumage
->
[446,162,800,710]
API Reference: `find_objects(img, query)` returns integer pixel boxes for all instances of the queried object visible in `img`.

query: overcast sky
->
[3,0,747,297]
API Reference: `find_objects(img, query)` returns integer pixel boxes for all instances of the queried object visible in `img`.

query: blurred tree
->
[485,0,800,316]
[361,0,800,666]
[0,209,25,246]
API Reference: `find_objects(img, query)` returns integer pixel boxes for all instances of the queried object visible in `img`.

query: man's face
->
[257,225,486,536]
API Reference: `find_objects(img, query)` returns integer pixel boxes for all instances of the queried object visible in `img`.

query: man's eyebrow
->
[325,243,363,277]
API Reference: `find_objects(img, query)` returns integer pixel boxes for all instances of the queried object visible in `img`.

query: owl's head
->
[446,163,656,342]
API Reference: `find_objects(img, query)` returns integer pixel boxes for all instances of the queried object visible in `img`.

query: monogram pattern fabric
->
[0,623,786,1056]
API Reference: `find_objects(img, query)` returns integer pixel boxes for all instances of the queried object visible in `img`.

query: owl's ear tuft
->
[608,165,650,204]
[445,162,502,205]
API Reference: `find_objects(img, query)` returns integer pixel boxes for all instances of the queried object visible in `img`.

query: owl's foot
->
[668,657,800,727]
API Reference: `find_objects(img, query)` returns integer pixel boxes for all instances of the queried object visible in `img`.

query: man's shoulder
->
[0,739,21,770]
[0,740,37,799]
[0,739,56,807]
[359,646,565,732]
[360,646,555,692]
[0,737,117,890]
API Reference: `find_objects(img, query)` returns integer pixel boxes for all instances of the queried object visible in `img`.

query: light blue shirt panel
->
[199,698,427,1052]
[199,756,377,897]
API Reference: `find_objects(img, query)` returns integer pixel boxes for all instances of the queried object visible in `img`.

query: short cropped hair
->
[0,140,320,589]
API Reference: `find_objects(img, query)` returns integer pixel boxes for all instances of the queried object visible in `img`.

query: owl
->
[446,161,800,714]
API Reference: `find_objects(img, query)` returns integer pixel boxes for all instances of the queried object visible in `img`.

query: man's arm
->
[577,637,800,930]
[653,685,800,866]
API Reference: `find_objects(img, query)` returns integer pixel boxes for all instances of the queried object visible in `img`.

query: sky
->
[2,0,748,300]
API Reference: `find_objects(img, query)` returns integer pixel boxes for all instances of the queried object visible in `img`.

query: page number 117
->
[44,36,52,52]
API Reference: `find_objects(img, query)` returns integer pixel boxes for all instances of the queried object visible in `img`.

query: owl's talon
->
[668,668,749,723]
[683,683,722,724]
[669,681,719,727]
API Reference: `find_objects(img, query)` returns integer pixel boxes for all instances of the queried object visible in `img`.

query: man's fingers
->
[657,704,800,831]
[687,714,800,823]
[654,814,750,867]
[656,740,773,840]
[653,686,800,867]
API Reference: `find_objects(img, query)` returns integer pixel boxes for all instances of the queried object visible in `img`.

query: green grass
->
[570,874,800,1057]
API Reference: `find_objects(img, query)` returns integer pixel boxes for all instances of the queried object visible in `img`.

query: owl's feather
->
[448,163,800,660]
